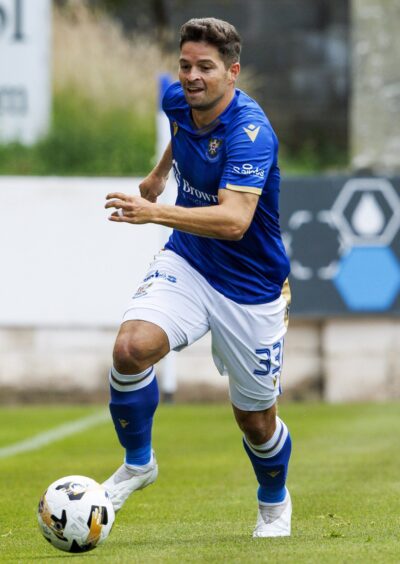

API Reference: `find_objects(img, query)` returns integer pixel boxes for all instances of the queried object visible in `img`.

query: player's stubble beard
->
[185,91,225,112]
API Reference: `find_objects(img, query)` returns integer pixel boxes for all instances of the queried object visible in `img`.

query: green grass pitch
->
[0,402,399,562]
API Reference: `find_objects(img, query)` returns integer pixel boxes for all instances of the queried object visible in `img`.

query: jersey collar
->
[187,89,240,136]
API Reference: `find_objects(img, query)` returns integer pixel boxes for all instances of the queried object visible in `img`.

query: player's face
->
[179,41,239,118]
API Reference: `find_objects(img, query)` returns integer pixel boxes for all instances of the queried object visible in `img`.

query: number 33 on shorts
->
[254,340,283,388]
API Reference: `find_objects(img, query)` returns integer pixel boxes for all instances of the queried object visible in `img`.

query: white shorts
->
[123,250,290,411]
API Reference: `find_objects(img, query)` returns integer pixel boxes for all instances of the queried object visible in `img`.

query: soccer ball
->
[37,475,115,553]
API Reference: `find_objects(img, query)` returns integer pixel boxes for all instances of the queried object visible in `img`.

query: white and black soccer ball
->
[37,475,115,553]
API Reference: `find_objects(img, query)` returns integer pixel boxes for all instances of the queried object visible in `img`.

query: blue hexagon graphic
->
[334,247,400,311]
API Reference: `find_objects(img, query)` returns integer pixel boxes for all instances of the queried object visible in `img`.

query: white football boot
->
[252,489,292,538]
[102,453,158,513]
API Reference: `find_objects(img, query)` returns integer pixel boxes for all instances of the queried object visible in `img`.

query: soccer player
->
[103,17,292,537]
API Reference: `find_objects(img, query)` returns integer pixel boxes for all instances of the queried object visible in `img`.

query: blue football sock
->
[109,365,159,466]
[243,417,292,504]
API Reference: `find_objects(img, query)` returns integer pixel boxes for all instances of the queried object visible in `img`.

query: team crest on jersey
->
[133,282,153,299]
[207,137,223,160]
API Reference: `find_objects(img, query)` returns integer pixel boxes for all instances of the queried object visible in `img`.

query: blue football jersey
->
[162,82,290,305]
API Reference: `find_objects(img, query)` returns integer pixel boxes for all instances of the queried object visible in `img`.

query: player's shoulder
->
[224,90,277,145]
[229,89,271,128]
[162,81,186,113]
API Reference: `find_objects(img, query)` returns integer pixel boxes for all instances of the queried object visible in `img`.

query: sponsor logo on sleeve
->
[232,163,265,178]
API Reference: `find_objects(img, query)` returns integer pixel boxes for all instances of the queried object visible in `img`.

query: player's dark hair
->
[179,18,241,68]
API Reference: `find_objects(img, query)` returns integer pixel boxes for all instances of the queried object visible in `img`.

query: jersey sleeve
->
[162,82,185,119]
[219,117,277,196]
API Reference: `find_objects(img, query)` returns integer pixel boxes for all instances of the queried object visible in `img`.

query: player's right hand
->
[139,172,167,203]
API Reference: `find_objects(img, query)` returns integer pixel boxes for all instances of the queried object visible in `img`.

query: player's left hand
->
[105,192,155,224]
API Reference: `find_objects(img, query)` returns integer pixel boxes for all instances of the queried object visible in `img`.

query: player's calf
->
[104,365,159,512]
[242,415,292,537]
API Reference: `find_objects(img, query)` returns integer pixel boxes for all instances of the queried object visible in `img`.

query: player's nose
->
[186,67,202,82]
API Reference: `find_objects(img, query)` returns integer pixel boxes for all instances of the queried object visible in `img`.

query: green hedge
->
[0,89,156,176]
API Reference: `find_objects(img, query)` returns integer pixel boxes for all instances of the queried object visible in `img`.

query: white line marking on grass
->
[0,409,110,459]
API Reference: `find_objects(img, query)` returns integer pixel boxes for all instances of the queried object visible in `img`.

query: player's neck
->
[191,89,235,129]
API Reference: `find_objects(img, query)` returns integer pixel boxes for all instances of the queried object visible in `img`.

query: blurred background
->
[1,0,399,404]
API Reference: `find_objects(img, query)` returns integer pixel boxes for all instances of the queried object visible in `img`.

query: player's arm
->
[105,188,259,240]
[139,142,172,203]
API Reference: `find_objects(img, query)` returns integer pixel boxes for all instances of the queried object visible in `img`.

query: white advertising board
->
[0,177,170,327]
[0,0,51,144]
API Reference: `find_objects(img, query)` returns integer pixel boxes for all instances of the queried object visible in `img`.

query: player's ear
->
[229,62,240,83]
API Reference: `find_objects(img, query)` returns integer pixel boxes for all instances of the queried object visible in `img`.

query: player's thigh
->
[210,295,288,411]
[122,250,210,351]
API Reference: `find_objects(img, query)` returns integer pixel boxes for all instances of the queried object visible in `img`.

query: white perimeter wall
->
[1,176,164,327]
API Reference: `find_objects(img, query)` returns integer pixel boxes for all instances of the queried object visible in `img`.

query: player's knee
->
[235,409,277,445]
[113,334,152,374]
[242,422,273,445]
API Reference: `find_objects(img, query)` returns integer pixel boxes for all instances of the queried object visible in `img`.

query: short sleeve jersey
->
[162,82,290,305]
